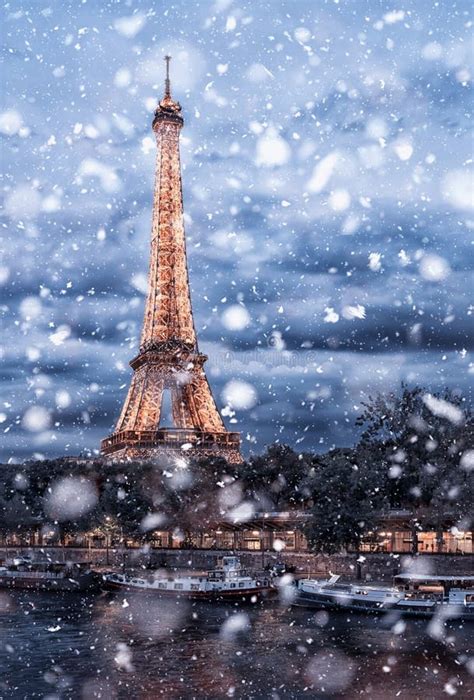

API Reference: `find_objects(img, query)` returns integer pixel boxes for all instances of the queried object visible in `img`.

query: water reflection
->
[0,591,472,698]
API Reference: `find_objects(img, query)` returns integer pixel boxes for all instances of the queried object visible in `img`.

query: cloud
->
[76,158,122,193]
[113,13,147,39]
[0,109,23,136]
[1,1,472,460]
[441,169,474,211]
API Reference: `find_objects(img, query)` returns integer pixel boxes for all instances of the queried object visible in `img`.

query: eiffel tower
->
[101,57,241,463]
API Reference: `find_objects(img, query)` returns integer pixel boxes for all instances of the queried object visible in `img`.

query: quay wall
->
[1,546,472,581]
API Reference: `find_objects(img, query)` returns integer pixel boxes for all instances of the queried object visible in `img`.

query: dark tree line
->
[0,385,472,554]
[304,385,472,553]
[0,456,236,544]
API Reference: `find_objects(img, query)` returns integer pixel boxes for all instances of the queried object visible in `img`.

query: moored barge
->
[293,573,474,619]
[103,556,273,602]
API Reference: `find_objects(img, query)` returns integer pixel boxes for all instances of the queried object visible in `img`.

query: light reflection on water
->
[0,590,472,699]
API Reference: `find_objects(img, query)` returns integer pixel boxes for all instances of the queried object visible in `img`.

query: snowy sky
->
[1,0,473,461]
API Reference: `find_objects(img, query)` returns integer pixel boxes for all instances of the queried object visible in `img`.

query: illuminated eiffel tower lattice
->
[101,57,241,463]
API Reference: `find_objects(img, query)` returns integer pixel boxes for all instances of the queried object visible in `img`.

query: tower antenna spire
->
[164,54,171,97]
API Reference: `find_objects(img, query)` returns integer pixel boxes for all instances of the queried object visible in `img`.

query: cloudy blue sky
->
[1,0,472,461]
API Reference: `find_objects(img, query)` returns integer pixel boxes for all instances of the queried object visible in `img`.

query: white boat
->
[103,556,274,602]
[293,573,474,619]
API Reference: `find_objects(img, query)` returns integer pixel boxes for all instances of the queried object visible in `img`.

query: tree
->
[157,457,227,543]
[303,448,387,554]
[240,444,312,511]
[98,461,154,539]
[355,384,473,552]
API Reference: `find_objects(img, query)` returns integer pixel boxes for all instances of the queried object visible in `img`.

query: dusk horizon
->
[1,0,472,462]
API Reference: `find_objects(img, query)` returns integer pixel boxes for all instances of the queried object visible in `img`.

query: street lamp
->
[104,516,114,566]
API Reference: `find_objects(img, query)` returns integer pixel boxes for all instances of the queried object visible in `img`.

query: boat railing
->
[404,592,444,601]
[2,570,66,579]
[320,583,353,592]
[243,569,266,578]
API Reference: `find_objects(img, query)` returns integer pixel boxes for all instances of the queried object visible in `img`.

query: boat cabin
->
[208,556,246,581]
[394,574,474,598]
[216,556,242,571]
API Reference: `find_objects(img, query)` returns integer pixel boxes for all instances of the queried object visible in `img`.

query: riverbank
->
[1,546,472,582]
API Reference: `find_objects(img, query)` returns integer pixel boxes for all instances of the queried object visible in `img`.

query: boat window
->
[208,572,224,581]
[419,585,444,594]
[190,584,200,591]
[230,583,236,588]
[239,582,245,587]
[158,582,167,589]
[174,583,183,590]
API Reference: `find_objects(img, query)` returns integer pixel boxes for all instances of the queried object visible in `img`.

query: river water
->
[0,589,472,699]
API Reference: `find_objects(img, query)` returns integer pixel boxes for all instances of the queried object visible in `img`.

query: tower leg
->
[116,366,164,432]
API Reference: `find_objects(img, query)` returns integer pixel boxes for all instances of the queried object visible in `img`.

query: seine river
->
[0,590,472,699]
